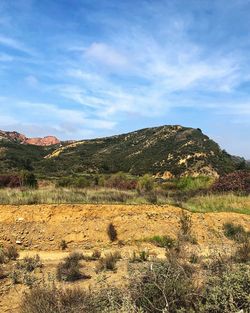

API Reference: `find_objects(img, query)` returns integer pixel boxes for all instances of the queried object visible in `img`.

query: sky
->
[0,0,250,158]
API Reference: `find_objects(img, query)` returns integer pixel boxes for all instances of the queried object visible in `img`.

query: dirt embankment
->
[0,204,250,250]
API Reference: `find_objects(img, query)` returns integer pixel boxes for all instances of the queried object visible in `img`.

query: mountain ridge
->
[0,125,245,177]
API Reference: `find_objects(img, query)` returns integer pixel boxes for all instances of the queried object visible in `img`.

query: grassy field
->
[0,186,250,215]
[0,187,173,205]
[183,193,250,215]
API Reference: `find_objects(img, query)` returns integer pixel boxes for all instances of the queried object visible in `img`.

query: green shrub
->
[147,235,175,249]
[202,265,250,312]
[146,192,158,204]
[137,174,154,193]
[130,250,149,263]
[73,177,90,188]
[22,171,38,188]
[175,176,214,192]
[56,176,91,189]
[223,222,248,242]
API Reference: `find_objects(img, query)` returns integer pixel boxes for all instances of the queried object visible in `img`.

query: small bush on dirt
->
[148,235,175,249]
[59,240,68,250]
[20,284,129,313]
[22,272,37,287]
[9,269,22,284]
[0,249,6,264]
[189,253,200,264]
[107,223,118,242]
[4,245,19,260]
[178,211,197,245]
[0,244,19,263]
[56,252,85,282]
[92,250,101,260]
[235,237,250,263]
[0,265,5,279]
[17,255,42,272]
[130,260,199,313]
[96,252,121,272]
[223,222,248,242]
[66,252,84,263]
[130,250,149,263]
[203,253,232,275]
[56,261,81,282]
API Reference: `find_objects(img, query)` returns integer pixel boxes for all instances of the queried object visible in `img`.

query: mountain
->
[0,130,60,146]
[0,125,243,177]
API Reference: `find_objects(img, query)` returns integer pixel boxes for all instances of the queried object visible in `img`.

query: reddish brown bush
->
[212,171,250,194]
[0,175,22,188]
[104,173,137,190]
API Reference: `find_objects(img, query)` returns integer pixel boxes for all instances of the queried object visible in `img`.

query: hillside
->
[0,125,242,177]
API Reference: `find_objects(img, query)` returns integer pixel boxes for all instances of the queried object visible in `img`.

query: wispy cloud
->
[1,0,250,155]
[0,35,33,55]
[0,98,116,139]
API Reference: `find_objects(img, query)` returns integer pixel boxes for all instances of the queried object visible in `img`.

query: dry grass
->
[0,187,250,216]
[0,187,171,205]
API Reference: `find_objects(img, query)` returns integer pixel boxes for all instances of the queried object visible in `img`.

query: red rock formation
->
[0,130,60,146]
[25,136,60,146]
[0,131,26,142]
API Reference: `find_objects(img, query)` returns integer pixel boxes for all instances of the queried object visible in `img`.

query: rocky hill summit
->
[0,130,60,146]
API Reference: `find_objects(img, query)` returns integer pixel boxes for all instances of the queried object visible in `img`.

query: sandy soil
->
[0,204,250,313]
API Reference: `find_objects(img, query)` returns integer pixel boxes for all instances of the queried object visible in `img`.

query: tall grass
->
[183,193,250,215]
[0,187,170,205]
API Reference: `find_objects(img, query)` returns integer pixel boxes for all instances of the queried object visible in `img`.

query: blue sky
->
[0,0,250,158]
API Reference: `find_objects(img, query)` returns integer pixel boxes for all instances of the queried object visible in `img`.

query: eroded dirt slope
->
[1,204,250,250]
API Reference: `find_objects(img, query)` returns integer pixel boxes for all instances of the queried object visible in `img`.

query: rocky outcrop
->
[25,136,60,146]
[0,131,26,143]
[0,130,60,146]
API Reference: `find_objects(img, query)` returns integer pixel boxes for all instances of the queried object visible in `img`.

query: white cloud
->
[85,42,129,68]
[2,100,116,139]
